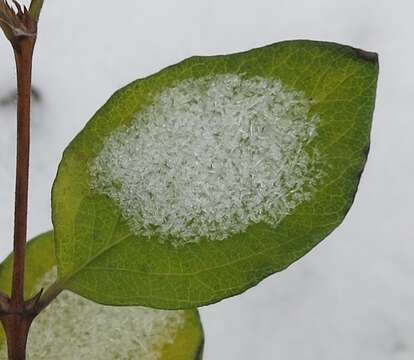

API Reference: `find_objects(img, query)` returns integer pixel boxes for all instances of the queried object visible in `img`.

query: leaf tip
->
[354,48,379,65]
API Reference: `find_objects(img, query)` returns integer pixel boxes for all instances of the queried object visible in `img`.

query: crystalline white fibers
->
[90,74,321,246]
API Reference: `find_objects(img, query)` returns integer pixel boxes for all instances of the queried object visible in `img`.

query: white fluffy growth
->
[0,268,185,359]
[90,74,320,245]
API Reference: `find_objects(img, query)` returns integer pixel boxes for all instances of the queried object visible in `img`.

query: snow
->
[91,74,320,245]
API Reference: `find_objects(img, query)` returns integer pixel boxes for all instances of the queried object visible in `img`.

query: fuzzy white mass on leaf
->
[90,74,321,246]
[0,268,185,359]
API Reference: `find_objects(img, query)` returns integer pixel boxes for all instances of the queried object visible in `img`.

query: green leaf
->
[52,40,378,309]
[0,233,204,359]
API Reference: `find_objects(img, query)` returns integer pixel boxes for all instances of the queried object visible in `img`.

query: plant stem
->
[0,33,37,360]
[0,314,33,360]
[0,2,54,358]
[10,36,36,312]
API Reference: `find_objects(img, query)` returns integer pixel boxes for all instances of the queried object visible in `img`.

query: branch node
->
[0,0,37,44]
[25,289,43,315]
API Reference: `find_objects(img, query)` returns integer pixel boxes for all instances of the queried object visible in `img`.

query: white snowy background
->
[0,0,413,359]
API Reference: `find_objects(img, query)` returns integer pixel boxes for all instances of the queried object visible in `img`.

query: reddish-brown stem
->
[1,314,34,360]
[0,2,56,359]
[0,34,37,360]
[10,36,36,312]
